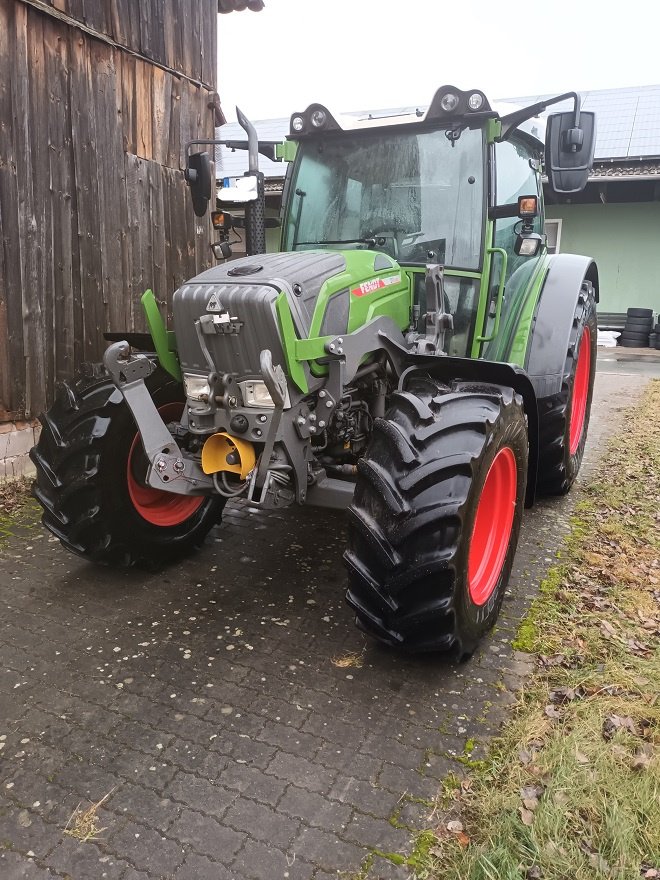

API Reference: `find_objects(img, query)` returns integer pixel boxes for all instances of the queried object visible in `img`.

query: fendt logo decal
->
[350,274,401,298]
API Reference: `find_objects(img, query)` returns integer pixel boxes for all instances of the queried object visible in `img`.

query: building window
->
[545,218,562,254]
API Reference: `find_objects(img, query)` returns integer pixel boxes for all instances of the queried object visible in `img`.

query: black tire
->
[619,330,649,340]
[536,280,598,496]
[624,320,653,331]
[619,333,651,348]
[619,338,649,349]
[344,377,528,658]
[30,364,224,566]
[627,308,653,318]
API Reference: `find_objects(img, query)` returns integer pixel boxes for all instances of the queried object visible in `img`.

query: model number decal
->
[351,274,401,297]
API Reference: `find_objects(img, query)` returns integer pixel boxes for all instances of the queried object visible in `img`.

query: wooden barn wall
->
[39,0,216,86]
[0,0,217,420]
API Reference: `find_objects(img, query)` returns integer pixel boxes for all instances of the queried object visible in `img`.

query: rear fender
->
[397,355,538,507]
[525,255,598,399]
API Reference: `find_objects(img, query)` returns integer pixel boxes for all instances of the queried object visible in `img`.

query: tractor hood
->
[172,250,411,393]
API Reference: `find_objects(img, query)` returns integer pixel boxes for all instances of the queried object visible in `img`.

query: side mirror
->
[545,111,596,195]
[185,151,212,217]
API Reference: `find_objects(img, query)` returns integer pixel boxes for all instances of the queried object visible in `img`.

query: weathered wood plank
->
[148,162,168,317]
[44,17,77,385]
[0,0,24,415]
[190,0,202,82]
[149,0,166,71]
[69,28,105,361]
[134,57,153,160]
[138,0,153,61]
[202,0,216,87]
[124,153,151,331]
[108,0,140,56]
[167,74,182,169]
[91,40,125,332]
[12,6,45,417]
[151,65,171,167]
[82,0,108,35]
[120,50,136,154]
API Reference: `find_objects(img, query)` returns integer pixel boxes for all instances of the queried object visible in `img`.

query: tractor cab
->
[279,88,591,360]
[188,86,595,362]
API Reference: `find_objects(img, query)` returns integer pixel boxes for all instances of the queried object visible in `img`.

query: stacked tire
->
[652,322,660,351]
[619,308,653,348]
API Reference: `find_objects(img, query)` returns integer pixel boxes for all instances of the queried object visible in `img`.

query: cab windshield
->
[283,127,484,269]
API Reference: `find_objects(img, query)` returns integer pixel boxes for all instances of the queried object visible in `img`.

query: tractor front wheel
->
[345,377,528,658]
[31,365,224,566]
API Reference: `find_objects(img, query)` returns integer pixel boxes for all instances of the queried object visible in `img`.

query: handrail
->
[476,247,508,343]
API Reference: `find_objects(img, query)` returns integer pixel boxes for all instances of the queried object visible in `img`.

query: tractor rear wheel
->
[345,377,528,658]
[30,365,224,566]
[536,281,597,495]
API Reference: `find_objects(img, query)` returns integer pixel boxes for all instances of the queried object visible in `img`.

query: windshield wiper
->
[295,237,377,247]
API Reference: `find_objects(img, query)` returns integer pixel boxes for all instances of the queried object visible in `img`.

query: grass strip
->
[422,380,660,880]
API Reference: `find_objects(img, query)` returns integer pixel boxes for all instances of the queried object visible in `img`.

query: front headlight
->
[183,373,211,402]
[240,380,275,408]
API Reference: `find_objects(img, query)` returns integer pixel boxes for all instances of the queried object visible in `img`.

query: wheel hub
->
[126,402,204,527]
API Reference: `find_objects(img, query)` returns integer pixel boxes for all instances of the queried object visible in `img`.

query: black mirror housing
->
[545,111,596,195]
[211,241,232,261]
[185,151,212,217]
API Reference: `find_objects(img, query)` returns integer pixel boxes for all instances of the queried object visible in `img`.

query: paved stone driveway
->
[0,372,645,880]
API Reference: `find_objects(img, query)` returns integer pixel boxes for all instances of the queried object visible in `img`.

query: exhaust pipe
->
[236,106,266,256]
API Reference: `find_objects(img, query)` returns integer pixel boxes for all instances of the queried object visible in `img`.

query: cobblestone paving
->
[0,372,645,879]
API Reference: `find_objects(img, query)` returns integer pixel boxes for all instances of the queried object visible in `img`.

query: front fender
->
[525,254,599,399]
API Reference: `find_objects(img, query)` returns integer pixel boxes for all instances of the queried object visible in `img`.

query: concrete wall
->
[0,420,40,480]
[545,202,660,314]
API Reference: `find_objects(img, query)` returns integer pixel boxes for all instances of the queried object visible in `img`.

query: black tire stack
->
[619,308,654,348]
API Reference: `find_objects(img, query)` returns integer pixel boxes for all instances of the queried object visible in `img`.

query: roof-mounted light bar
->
[288,87,494,138]
[425,85,492,121]
[289,103,341,137]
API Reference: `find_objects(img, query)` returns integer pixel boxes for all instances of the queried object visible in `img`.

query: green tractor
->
[32,86,598,658]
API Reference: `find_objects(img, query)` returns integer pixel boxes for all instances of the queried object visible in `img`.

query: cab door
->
[478,135,544,357]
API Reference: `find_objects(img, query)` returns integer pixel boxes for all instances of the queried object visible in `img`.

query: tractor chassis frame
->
[102,319,539,512]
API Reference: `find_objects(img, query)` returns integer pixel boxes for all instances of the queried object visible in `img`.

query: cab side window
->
[494,138,542,282]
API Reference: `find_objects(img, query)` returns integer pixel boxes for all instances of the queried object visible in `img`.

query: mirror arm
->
[185,139,282,163]
[499,91,581,141]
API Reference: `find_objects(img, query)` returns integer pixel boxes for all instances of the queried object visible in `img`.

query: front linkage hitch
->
[103,342,213,497]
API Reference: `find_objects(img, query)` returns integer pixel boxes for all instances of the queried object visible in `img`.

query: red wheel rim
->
[126,402,204,527]
[468,447,517,606]
[569,326,591,455]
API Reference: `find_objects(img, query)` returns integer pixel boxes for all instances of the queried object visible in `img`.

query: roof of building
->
[215,84,660,180]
